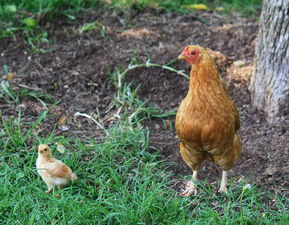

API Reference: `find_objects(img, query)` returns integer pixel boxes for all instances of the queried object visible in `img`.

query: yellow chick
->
[36,144,77,193]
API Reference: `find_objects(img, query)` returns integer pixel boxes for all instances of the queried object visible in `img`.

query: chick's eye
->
[44,148,47,151]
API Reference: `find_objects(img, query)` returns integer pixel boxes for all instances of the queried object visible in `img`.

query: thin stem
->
[119,62,189,81]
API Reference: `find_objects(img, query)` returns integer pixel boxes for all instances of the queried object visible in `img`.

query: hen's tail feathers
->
[233,134,242,162]
[71,173,78,182]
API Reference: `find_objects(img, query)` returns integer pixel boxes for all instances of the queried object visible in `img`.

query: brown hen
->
[175,45,242,196]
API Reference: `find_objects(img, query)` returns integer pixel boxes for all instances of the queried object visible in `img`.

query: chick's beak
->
[177,54,187,60]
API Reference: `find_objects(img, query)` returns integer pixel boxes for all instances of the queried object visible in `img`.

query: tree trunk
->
[249,0,289,123]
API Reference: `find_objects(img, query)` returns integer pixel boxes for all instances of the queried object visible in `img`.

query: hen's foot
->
[219,186,228,193]
[180,180,198,197]
[219,170,228,193]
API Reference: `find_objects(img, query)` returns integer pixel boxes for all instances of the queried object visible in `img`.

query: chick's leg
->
[46,187,53,193]
[45,184,54,193]
[219,170,228,193]
[180,170,198,196]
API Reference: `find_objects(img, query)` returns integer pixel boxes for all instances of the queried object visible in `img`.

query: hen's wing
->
[41,159,73,179]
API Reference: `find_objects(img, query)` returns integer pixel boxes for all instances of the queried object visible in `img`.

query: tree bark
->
[249,0,289,123]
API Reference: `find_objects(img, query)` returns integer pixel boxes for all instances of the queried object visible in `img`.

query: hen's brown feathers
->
[176,45,242,171]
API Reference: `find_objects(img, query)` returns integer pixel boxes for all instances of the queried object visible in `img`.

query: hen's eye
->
[191,51,196,55]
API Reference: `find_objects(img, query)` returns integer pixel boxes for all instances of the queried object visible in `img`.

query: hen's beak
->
[178,54,186,60]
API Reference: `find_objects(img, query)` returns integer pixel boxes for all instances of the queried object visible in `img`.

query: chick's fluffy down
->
[37,159,77,186]
[36,144,77,192]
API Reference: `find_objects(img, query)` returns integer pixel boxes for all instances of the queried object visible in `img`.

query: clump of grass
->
[1,65,55,106]
[109,0,262,16]
[0,80,54,107]
[79,20,107,36]
[110,59,189,106]
[109,60,187,126]
[0,111,288,224]
[210,0,263,16]
[0,0,101,50]
[0,110,48,147]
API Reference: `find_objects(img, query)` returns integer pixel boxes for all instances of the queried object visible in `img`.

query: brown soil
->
[1,8,288,189]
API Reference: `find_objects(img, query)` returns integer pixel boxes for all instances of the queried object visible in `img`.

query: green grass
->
[0,63,288,224]
[1,112,288,224]
[102,0,262,15]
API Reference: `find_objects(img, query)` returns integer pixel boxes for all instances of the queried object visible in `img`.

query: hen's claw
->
[180,180,198,197]
[219,186,228,193]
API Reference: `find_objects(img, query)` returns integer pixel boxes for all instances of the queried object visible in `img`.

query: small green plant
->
[21,17,50,52]
[25,30,49,53]
[79,20,106,36]
[0,79,54,106]
[0,81,18,102]
[111,60,189,101]
[0,110,48,147]
[1,66,56,107]
[109,60,188,126]
[0,65,17,101]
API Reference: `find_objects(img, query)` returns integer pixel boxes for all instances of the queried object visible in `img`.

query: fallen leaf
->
[182,4,208,10]
[7,73,14,81]
[243,184,252,191]
[16,172,25,179]
[15,104,26,112]
[56,143,65,153]
[227,63,254,83]
[215,7,224,12]
[4,5,17,13]
[155,124,160,130]
[57,116,67,127]
[120,28,155,38]
[165,120,171,129]
[22,17,37,27]
[211,202,218,207]
[59,125,70,131]
[79,21,106,34]
[233,60,245,67]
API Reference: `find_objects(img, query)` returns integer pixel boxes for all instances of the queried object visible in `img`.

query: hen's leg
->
[180,170,198,196]
[179,143,204,196]
[219,170,228,193]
